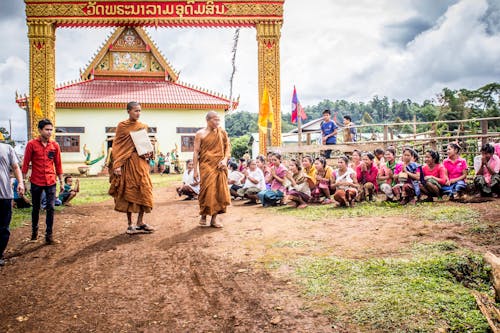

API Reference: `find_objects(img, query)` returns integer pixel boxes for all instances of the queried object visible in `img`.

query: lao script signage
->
[83,1,227,18]
[25,0,284,27]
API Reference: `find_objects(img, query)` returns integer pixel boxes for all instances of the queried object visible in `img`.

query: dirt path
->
[0,186,498,332]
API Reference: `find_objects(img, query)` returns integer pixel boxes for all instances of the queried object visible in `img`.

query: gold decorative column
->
[257,22,282,154]
[27,21,56,139]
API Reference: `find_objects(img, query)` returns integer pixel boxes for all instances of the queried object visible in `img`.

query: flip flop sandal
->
[210,221,223,228]
[136,224,154,232]
[126,226,136,234]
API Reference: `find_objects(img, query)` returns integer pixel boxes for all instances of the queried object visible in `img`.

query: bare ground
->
[0,186,498,333]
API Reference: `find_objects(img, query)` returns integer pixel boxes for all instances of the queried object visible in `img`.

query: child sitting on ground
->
[12,177,31,208]
[59,176,80,206]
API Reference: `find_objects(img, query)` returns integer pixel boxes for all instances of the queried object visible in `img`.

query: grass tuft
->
[294,243,492,332]
[273,201,481,226]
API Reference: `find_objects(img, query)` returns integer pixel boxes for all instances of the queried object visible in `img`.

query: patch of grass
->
[295,244,492,332]
[424,206,480,225]
[271,240,316,248]
[10,208,31,229]
[273,201,481,226]
[10,174,182,230]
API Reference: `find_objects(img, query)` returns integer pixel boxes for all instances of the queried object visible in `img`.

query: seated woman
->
[355,152,379,201]
[419,150,447,202]
[377,147,400,202]
[302,155,317,181]
[176,159,200,200]
[311,157,334,204]
[393,148,421,205]
[236,159,266,205]
[332,156,359,207]
[373,148,385,169]
[474,143,500,196]
[257,153,287,207]
[349,149,362,170]
[228,161,244,198]
[441,143,468,199]
[285,159,314,209]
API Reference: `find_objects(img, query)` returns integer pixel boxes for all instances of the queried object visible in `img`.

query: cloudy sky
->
[1,0,499,140]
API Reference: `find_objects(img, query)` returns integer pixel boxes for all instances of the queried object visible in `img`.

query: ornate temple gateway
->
[20,0,285,155]
[17,26,238,174]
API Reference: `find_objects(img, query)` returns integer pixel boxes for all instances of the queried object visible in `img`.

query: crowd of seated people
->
[227,142,499,208]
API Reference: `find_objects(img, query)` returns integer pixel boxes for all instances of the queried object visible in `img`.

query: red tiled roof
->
[17,78,237,110]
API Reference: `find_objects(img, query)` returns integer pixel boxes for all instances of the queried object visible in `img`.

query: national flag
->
[291,86,306,123]
[258,86,274,133]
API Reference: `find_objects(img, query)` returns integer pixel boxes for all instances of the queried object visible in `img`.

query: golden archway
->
[25,0,284,153]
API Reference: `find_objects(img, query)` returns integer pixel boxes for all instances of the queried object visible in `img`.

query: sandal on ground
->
[210,222,223,228]
[136,224,154,232]
[126,226,136,234]
[199,217,207,226]
[210,218,223,228]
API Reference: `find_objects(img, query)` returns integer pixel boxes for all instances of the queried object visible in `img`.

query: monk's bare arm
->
[193,131,202,179]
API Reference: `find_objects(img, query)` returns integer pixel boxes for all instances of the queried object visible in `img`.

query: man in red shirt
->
[22,119,64,244]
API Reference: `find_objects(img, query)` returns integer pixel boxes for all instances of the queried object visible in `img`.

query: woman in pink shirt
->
[257,153,287,206]
[474,143,500,196]
[441,143,468,199]
[355,152,379,202]
[419,150,448,202]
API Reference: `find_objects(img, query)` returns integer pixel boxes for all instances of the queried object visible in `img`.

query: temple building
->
[17,26,236,175]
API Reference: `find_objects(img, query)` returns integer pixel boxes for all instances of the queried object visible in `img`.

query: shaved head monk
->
[193,111,231,228]
[109,101,155,234]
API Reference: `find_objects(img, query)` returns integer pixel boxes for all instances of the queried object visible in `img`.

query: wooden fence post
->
[480,120,488,147]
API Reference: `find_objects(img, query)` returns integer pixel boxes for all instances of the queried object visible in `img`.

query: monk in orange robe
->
[109,101,154,234]
[193,111,231,228]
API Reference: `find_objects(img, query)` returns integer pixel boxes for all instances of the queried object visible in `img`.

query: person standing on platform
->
[0,140,24,265]
[109,101,155,234]
[22,119,63,244]
[320,110,338,159]
[342,115,357,142]
[193,111,231,228]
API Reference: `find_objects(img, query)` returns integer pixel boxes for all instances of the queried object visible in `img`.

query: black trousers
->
[0,199,12,258]
[31,184,56,236]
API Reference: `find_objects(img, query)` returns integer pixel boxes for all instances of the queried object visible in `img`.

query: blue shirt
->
[321,121,338,144]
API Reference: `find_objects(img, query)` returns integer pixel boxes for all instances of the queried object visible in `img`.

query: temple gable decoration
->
[81,26,178,81]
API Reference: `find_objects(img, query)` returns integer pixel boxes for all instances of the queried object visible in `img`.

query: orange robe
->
[108,119,153,213]
[198,128,231,216]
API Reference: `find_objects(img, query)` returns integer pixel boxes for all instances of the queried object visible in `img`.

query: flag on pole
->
[258,86,274,133]
[291,86,306,123]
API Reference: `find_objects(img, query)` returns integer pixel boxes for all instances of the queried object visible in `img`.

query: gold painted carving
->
[257,22,281,153]
[28,21,56,139]
[225,3,283,17]
[26,3,86,17]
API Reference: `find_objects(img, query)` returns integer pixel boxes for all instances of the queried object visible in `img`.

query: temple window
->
[56,127,85,133]
[181,136,195,152]
[177,127,202,134]
[56,135,80,153]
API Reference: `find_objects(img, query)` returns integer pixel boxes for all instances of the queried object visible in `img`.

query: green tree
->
[230,134,250,159]
[225,111,258,137]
